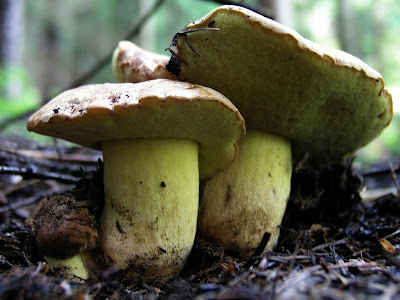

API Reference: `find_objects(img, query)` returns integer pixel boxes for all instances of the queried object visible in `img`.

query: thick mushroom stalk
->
[101,138,199,282]
[199,130,291,258]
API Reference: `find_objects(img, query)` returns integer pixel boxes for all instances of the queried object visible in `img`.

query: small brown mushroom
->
[26,193,97,281]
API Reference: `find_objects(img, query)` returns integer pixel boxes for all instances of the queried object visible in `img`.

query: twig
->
[189,261,223,281]
[323,260,385,272]
[16,149,99,163]
[275,259,386,295]
[0,186,69,213]
[294,152,310,173]
[168,27,220,56]
[311,238,350,252]
[0,165,81,183]
[0,139,100,163]
[267,253,338,265]
[244,232,271,268]
[1,178,41,196]
[67,0,167,89]
[216,272,250,298]
[0,0,167,131]
[360,162,400,177]
[383,229,400,240]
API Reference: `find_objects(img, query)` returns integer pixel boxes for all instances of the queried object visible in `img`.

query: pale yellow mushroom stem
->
[199,129,292,258]
[45,255,89,282]
[100,137,199,283]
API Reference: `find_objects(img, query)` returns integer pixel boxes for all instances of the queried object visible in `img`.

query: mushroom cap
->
[171,5,393,161]
[27,79,245,179]
[26,193,98,259]
[112,40,176,83]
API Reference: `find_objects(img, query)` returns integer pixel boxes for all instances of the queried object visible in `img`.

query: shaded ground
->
[0,137,399,299]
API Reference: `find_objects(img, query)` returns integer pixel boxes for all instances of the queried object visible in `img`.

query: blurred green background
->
[0,0,398,167]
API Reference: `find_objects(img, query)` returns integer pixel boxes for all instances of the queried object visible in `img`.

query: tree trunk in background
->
[272,0,294,28]
[0,0,24,100]
[38,12,60,103]
[337,0,360,57]
[137,0,155,52]
[258,0,294,28]
[371,2,385,72]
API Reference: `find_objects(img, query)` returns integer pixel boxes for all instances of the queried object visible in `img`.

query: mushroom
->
[167,5,393,257]
[27,79,245,282]
[112,40,176,83]
[26,193,97,281]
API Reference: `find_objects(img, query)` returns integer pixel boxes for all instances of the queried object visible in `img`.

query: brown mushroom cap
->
[26,193,98,259]
[27,79,245,179]
[112,40,176,83]
[171,5,393,161]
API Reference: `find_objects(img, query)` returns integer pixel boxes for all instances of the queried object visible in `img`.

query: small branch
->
[244,232,271,268]
[311,238,350,252]
[0,165,81,183]
[0,186,69,213]
[68,0,167,89]
[360,162,400,177]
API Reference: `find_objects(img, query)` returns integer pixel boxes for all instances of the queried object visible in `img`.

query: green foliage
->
[0,66,40,119]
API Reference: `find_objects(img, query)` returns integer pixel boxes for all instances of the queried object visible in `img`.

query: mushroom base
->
[199,129,292,258]
[45,255,89,282]
[100,138,199,283]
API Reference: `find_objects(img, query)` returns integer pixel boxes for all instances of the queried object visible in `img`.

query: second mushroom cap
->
[170,5,393,161]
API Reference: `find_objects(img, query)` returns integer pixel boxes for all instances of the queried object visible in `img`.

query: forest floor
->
[0,136,399,300]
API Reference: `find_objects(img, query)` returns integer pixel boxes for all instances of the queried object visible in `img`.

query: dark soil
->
[1,137,399,299]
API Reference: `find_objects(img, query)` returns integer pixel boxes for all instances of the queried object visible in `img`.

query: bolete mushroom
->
[167,5,393,257]
[112,40,176,83]
[27,79,245,282]
[26,193,98,281]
